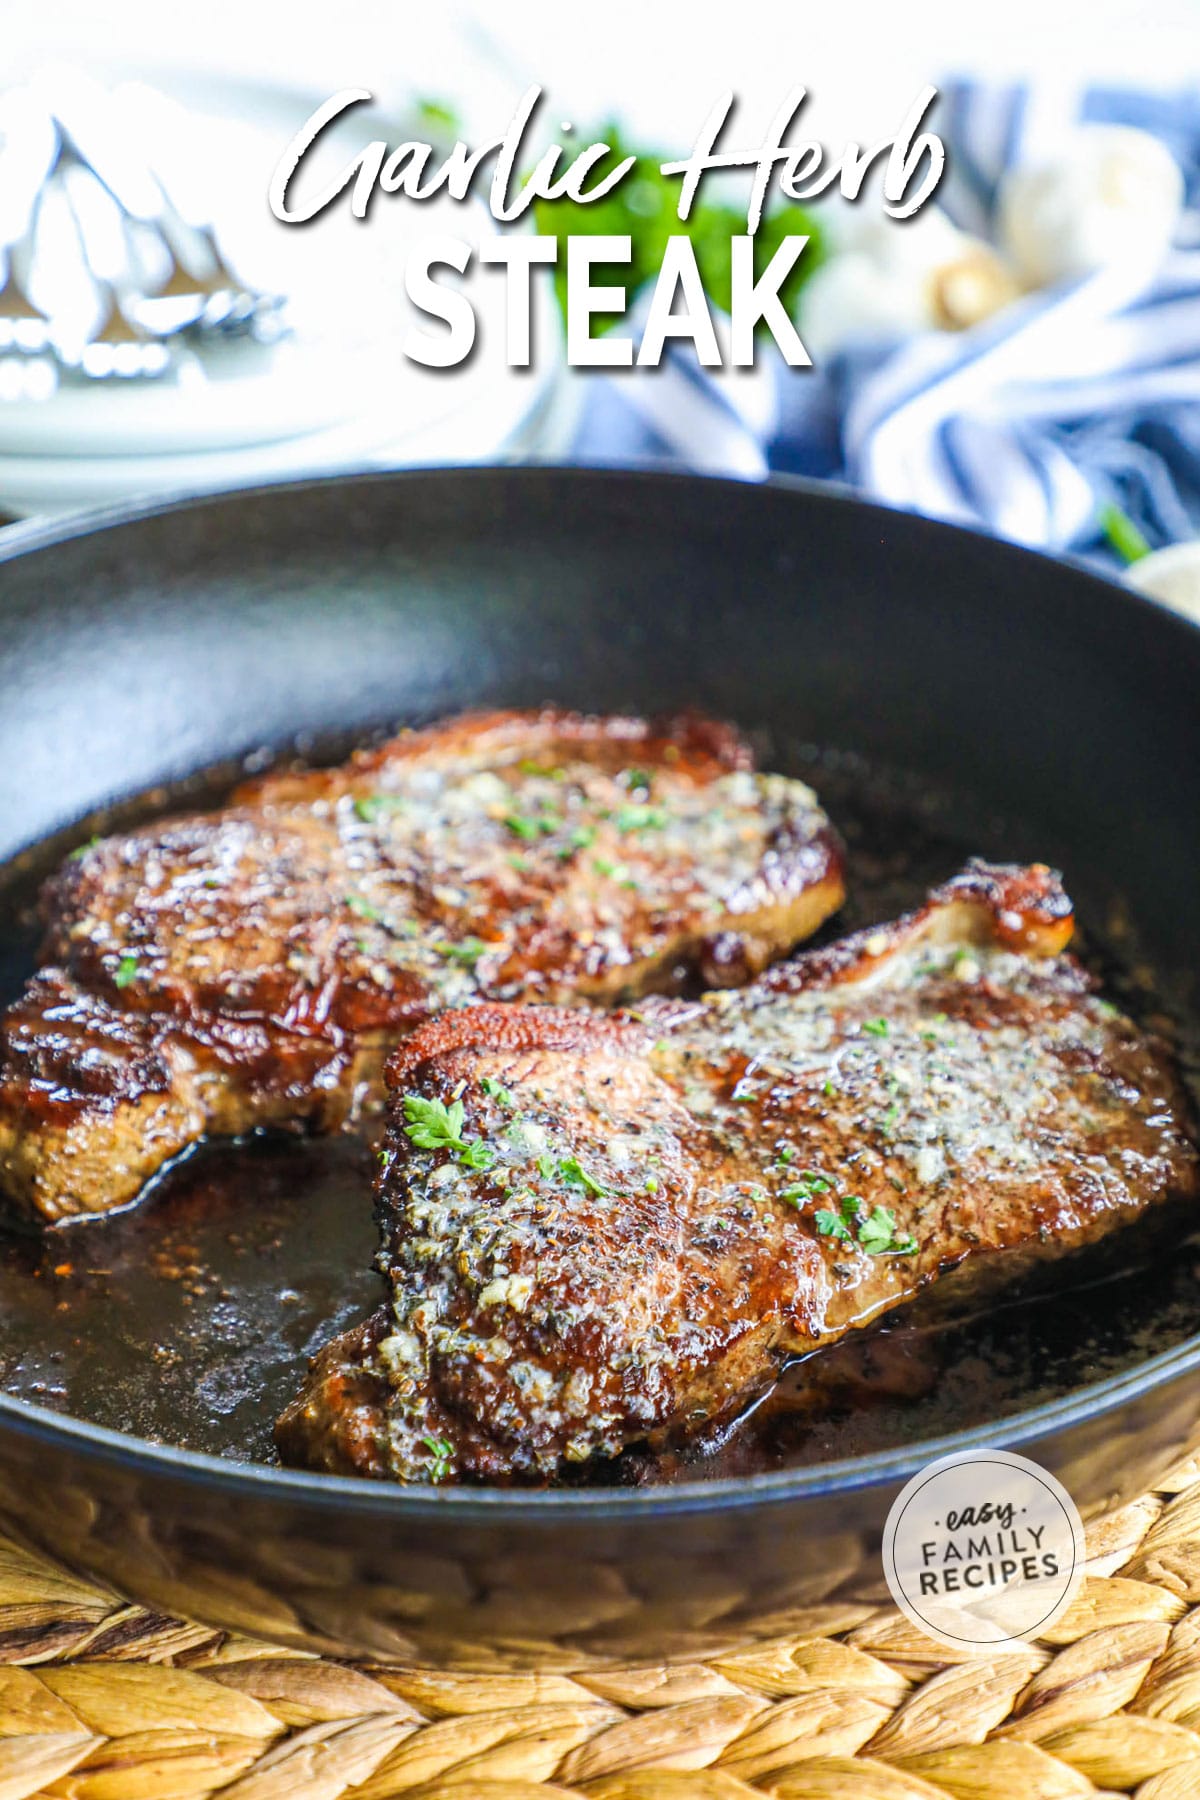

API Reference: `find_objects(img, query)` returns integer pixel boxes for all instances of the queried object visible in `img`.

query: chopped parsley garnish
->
[613,804,669,833]
[529,1150,609,1196]
[401,1094,494,1172]
[622,767,652,794]
[69,836,100,860]
[558,824,597,858]
[880,1101,901,1137]
[345,893,383,922]
[505,807,563,841]
[433,936,487,968]
[592,856,616,877]
[779,1169,831,1205]
[517,758,563,778]
[857,1204,918,1255]
[812,1194,916,1255]
[481,1076,516,1109]
[402,1095,467,1150]
[353,793,405,824]
[507,853,530,872]
[112,953,140,989]
[558,1155,607,1197]
[421,1434,453,1482]
[862,1018,890,1039]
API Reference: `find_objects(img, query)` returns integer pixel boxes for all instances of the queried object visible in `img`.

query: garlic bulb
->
[1127,542,1200,626]
[998,125,1183,288]
[798,206,1018,357]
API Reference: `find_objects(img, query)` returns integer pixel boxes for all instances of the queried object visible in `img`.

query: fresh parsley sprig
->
[401,1095,496,1172]
[814,1194,918,1256]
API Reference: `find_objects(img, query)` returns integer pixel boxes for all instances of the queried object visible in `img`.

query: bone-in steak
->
[0,710,843,1220]
[275,862,1199,1483]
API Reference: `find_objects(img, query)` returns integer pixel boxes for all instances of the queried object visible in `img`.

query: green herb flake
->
[862,1017,890,1039]
[353,793,405,824]
[458,1138,497,1172]
[481,1075,516,1109]
[433,936,487,968]
[112,953,140,989]
[506,808,561,841]
[856,1204,918,1256]
[69,835,100,860]
[345,893,383,922]
[814,1208,852,1242]
[613,804,669,833]
[558,1155,607,1197]
[421,1433,453,1482]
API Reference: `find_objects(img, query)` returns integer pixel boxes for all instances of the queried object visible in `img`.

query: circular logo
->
[882,1449,1085,1651]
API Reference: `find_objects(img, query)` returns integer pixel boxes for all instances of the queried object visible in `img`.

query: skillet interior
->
[0,466,1197,1661]
[0,747,1197,1480]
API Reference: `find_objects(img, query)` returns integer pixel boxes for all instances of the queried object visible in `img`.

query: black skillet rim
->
[1,461,1198,1523]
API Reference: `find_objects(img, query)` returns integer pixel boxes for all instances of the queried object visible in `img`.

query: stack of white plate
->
[0,70,573,517]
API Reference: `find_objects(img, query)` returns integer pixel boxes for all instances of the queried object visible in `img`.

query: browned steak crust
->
[275,862,1199,1484]
[0,709,843,1220]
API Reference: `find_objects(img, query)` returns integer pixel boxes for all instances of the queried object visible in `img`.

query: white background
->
[8,0,1199,148]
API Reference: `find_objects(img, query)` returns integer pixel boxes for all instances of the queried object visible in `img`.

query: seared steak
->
[276,862,1199,1483]
[0,710,843,1221]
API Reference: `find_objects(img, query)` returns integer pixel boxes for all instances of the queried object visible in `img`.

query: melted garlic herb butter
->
[330,761,824,999]
[657,940,1134,1194]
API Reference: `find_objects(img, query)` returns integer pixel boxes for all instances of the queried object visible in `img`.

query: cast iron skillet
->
[0,465,1198,1666]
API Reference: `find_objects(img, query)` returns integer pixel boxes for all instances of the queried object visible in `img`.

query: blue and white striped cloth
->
[565,82,1200,568]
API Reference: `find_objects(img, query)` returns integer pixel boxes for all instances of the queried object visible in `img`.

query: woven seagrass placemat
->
[5,1448,1200,1800]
